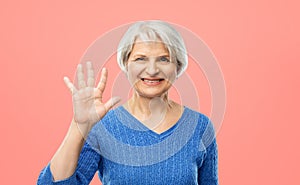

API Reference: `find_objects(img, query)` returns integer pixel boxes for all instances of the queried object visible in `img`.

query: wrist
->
[70,118,92,139]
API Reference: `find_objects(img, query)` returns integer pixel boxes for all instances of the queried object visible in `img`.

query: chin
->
[135,90,168,99]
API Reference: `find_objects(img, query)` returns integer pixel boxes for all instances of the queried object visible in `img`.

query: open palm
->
[63,62,120,135]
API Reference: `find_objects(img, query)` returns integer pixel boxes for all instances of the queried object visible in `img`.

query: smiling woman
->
[125,40,181,133]
[127,40,177,98]
[37,20,218,185]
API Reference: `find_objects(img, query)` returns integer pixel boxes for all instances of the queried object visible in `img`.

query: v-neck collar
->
[115,106,187,139]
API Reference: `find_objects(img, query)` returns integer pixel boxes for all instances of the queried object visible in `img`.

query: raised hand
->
[63,62,121,136]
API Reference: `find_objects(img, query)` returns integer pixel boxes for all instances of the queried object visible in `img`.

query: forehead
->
[130,39,169,56]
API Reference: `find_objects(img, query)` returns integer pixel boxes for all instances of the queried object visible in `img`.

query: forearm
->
[50,119,85,181]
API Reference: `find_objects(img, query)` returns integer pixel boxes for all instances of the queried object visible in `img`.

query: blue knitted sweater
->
[37,106,218,185]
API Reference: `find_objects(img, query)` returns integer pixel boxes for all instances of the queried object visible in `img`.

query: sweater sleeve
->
[197,116,219,185]
[198,137,218,185]
[37,142,101,185]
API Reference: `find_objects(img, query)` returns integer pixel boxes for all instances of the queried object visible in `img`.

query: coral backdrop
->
[0,0,299,184]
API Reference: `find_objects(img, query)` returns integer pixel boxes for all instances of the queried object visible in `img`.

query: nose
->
[145,60,159,76]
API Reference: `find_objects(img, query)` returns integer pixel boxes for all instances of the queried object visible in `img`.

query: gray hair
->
[117,20,188,77]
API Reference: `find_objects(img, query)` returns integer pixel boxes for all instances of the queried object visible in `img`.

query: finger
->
[86,61,95,87]
[77,64,86,88]
[63,76,77,93]
[104,96,121,111]
[96,68,108,93]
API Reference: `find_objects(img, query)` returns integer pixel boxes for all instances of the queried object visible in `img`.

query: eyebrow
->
[158,54,170,57]
[132,53,170,58]
[132,54,147,58]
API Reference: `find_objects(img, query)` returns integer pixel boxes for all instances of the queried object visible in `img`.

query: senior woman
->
[37,20,218,185]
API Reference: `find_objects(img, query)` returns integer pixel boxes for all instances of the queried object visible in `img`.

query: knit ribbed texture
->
[37,106,218,185]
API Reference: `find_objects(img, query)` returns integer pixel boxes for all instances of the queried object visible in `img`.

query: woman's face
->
[126,39,177,98]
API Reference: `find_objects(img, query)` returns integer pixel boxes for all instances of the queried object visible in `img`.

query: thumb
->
[104,96,122,112]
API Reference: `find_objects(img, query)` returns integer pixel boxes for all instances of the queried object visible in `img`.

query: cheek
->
[126,63,143,84]
[163,67,177,83]
[168,72,177,84]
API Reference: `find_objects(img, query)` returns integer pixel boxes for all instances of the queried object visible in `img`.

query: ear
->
[125,62,128,71]
[123,64,129,78]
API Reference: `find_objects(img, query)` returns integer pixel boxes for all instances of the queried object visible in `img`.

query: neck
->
[126,92,173,120]
[124,92,183,131]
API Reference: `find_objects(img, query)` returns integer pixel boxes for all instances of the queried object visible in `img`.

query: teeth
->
[144,79,160,83]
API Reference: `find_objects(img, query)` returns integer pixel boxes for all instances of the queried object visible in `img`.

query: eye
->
[159,56,170,62]
[134,57,146,61]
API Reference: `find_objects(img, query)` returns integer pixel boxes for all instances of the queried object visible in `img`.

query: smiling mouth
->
[141,78,164,83]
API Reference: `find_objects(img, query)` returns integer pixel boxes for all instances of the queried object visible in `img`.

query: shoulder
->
[183,106,211,127]
[183,106,216,146]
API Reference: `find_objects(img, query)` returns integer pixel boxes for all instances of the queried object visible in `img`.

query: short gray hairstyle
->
[117,20,188,77]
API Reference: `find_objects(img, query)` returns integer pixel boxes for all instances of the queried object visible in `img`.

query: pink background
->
[1,0,299,184]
